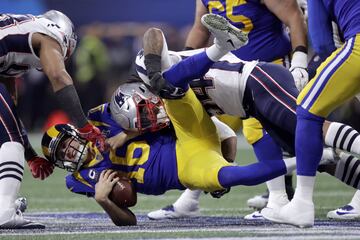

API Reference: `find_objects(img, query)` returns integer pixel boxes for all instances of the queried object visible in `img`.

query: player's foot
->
[260,192,289,221]
[147,204,199,220]
[262,197,314,228]
[319,147,340,166]
[247,191,269,210]
[327,204,360,220]
[15,197,27,213]
[201,13,248,51]
[0,211,45,229]
[244,210,265,220]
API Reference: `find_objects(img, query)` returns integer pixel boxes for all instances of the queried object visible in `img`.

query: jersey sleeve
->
[308,0,336,59]
[65,174,95,197]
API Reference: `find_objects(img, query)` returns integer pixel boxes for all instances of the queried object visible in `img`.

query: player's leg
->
[270,35,360,228]
[0,83,44,229]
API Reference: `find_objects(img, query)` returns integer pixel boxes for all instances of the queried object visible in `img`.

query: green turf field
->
[6,140,357,239]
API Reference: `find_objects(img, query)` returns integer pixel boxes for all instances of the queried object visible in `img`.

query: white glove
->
[290,51,308,91]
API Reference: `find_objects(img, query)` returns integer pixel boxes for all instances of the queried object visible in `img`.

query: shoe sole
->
[201,14,248,44]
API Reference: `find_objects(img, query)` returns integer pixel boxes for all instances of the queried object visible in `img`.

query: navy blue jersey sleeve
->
[308,0,336,59]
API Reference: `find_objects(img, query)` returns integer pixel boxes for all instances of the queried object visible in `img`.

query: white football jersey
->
[0,14,68,77]
[135,48,258,118]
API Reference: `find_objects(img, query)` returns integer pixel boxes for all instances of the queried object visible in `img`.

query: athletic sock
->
[173,189,201,212]
[349,190,360,210]
[0,142,25,225]
[294,175,315,202]
[324,122,360,154]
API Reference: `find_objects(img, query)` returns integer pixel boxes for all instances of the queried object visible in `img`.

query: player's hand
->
[290,51,308,91]
[209,187,231,199]
[95,170,119,202]
[78,123,106,152]
[27,156,54,180]
[106,131,140,150]
[290,66,308,91]
[150,72,185,99]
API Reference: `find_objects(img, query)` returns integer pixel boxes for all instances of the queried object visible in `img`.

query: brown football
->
[108,174,137,207]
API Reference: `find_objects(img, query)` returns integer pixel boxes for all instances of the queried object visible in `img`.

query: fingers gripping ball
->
[109,173,137,207]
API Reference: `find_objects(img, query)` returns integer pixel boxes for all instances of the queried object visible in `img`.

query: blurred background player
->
[262,0,360,228]
[147,0,308,220]
[0,10,104,229]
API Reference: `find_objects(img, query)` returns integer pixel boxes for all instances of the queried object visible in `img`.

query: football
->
[108,174,137,208]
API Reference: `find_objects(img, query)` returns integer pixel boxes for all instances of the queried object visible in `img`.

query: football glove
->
[290,51,308,91]
[149,72,185,100]
[204,187,231,199]
[27,156,54,180]
[78,123,106,152]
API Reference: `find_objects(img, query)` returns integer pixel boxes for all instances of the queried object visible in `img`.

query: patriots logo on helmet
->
[114,92,130,109]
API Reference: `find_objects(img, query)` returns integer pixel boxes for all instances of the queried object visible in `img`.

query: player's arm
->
[33,33,105,149]
[307,0,335,59]
[264,0,307,52]
[184,0,211,49]
[264,0,308,90]
[32,32,87,128]
[94,170,137,226]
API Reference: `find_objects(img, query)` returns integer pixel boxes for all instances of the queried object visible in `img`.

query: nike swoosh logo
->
[251,215,264,218]
[227,39,235,48]
[336,211,353,215]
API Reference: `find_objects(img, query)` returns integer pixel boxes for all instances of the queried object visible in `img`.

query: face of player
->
[56,136,90,171]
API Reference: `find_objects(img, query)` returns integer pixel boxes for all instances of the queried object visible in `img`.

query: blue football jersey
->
[201,0,291,62]
[66,103,185,197]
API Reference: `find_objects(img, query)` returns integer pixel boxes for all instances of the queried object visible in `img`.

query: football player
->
[262,0,360,228]
[149,0,308,219]
[0,10,104,229]
[133,14,360,223]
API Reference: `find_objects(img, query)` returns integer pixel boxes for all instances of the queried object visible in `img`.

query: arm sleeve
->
[308,0,336,59]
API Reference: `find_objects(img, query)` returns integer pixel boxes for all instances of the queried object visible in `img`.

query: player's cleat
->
[15,197,27,213]
[319,147,340,166]
[327,204,360,220]
[201,13,248,51]
[244,210,265,220]
[262,197,314,228]
[0,211,45,229]
[247,192,269,210]
[147,204,199,220]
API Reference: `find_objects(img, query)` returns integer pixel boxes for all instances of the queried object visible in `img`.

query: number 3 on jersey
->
[207,0,253,33]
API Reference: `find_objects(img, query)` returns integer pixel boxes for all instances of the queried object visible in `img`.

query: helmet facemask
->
[42,124,89,172]
[133,93,170,133]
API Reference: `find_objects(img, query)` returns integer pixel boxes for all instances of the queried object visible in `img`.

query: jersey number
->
[207,0,253,33]
[110,141,150,184]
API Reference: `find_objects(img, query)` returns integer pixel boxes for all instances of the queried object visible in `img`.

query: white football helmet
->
[41,10,77,59]
[110,82,170,133]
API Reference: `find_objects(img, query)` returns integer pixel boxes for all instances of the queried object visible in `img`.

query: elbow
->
[143,28,164,42]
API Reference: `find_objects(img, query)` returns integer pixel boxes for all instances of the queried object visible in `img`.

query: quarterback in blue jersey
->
[261,0,360,228]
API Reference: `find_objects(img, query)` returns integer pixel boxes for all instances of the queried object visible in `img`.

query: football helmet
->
[110,82,170,133]
[42,10,77,59]
[41,124,88,172]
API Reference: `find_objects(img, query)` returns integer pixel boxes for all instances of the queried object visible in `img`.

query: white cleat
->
[327,204,360,220]
[0,211,45,229]
[262,197,314,228]
[244,210,265,220]
[247,194,268,210]
[201,13,248,51]
[147,204,200,220]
